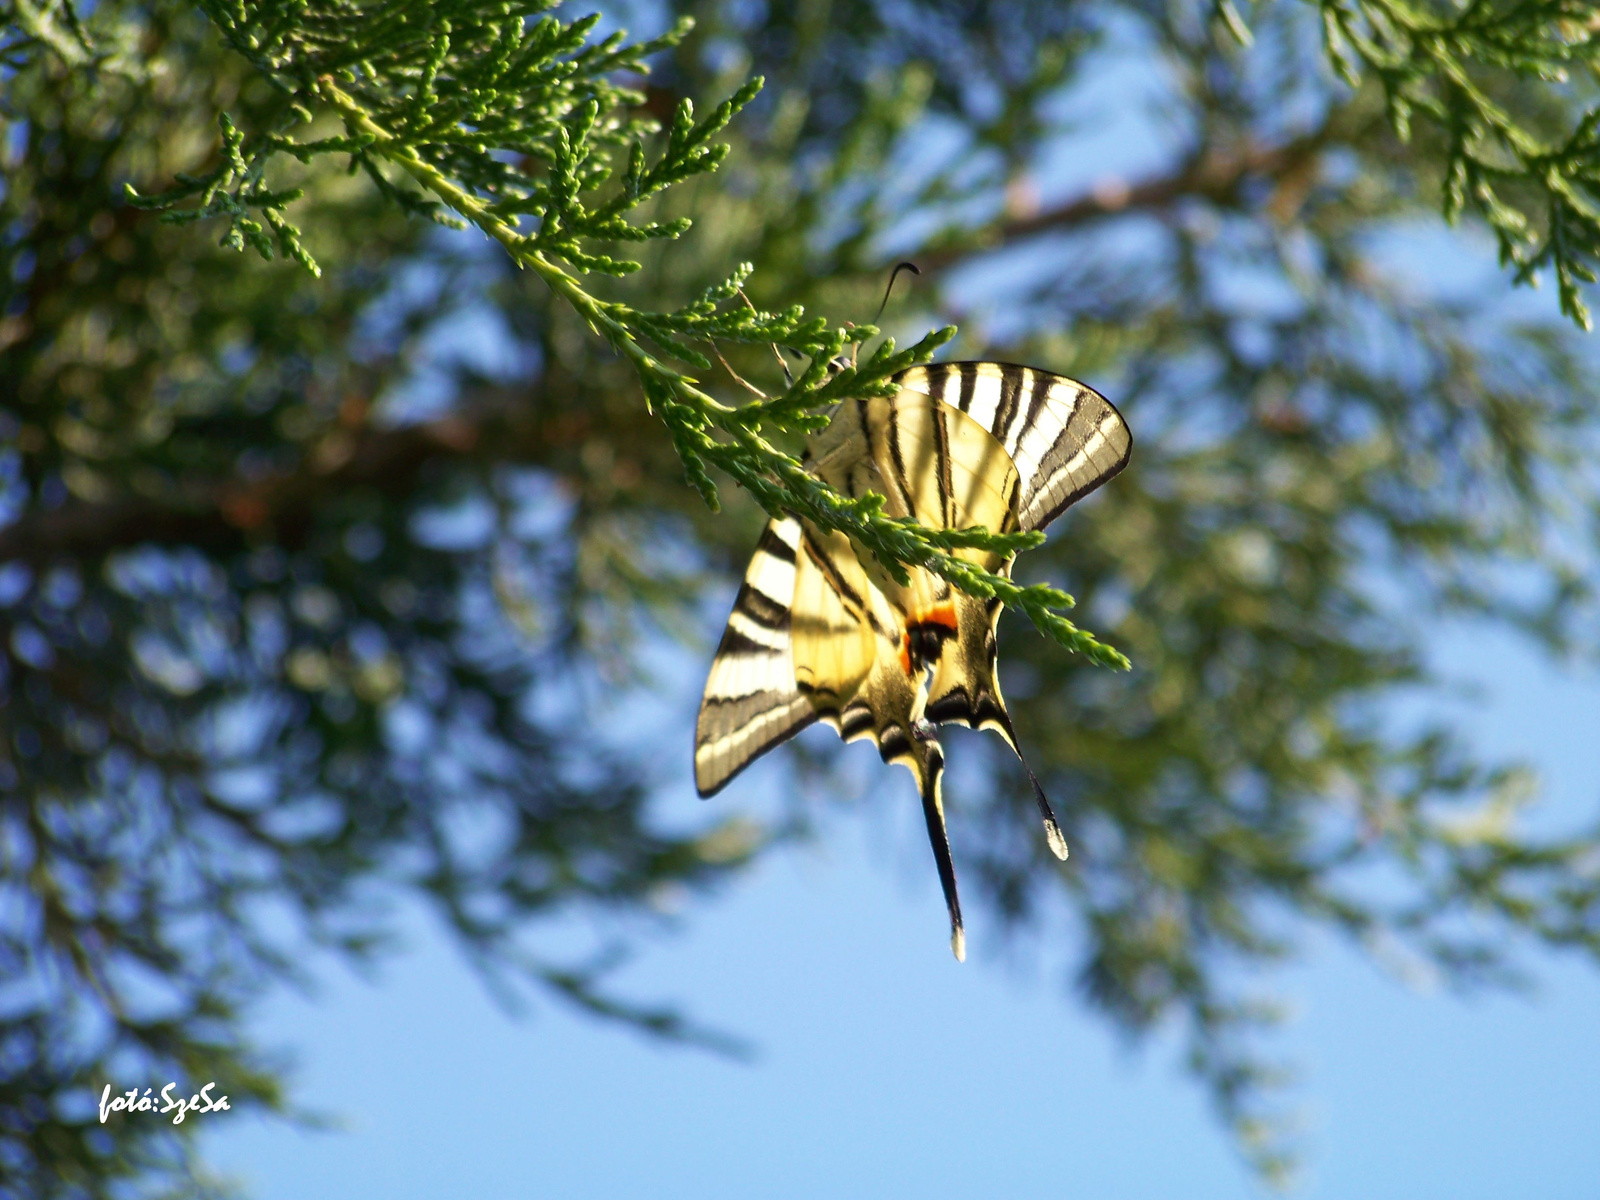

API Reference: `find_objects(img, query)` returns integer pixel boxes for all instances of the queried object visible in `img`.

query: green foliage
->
[2,0,134,71]
[1313,0,1600,326]
[116,0,1127,667]
[0,4,762,1193]
[6,0,1600,1195]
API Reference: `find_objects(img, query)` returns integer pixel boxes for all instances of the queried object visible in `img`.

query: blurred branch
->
[919,127,1336,271]
[7,0,91,64]
[0,410,518,565]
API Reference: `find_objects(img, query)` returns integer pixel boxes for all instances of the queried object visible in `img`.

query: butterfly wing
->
[806,392,1032,957]
[843,638,965,962]
[812,365,1129,863]
[895,361,1132,533]
[694,361,1130,952]
[694,517,818,797]
[796,553,966,962]
[698,499,967,956]
[790,522,878,717]
[807,388,1027,751]
[909,363,1128,858]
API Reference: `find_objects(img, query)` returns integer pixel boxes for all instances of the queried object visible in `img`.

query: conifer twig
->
[124,0,1128,667]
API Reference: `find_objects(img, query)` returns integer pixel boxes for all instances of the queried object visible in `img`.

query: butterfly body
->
[695,362,1131,959]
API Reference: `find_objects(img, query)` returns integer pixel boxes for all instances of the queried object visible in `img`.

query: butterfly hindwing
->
[804,391,1038,955]
[808,388,1027,740]
[715,506,968,957]
[790,522,879,718]
[829,585,967,962]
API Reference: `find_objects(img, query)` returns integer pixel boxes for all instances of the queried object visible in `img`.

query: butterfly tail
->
[1023,763,1069,862]
[984,704,1069,862]
[912,741,966,961]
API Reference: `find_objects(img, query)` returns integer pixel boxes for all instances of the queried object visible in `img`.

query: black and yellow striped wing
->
[693,517,818,798]
[895,361,1131,533]
[802,361,1130,762]
[693,361,1130,958]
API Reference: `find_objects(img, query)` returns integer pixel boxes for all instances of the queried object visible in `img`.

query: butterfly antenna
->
[915,742,966,961]
[873,261,922,326]
[854,261,922,370]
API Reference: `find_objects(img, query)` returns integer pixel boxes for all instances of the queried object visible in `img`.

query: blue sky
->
[200,614,1600,1199]
[197,17,1600,1194]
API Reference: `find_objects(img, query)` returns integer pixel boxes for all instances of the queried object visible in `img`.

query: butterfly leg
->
[914,741,966,961]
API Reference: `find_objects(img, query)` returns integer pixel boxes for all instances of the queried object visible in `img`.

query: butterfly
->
[694,361,1131,959]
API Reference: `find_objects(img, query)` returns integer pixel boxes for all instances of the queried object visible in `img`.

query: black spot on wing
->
[701,690,770,710]
[877,725,911,762]
[1021,387,1134,531]
[800,528,867,613]
[1014,367,1052,455]
[1029,432,1133,530]
[712,626,776,659]
[865,607,898,642]
[696,708,819,797]
[885,399,916,515]
[930,403,954,527]
[840,704,875,739]
[971,695,1010,728]
[926,691,977,726]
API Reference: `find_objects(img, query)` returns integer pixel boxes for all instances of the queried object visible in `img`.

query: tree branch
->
[0,407,545,567]
[917,129,1334,272]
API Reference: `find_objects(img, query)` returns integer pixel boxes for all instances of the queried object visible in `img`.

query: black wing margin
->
[896,361,1131,532]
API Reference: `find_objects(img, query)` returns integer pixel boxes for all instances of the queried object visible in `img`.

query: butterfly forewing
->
[896,362,1131,532]
[694,517,817,797]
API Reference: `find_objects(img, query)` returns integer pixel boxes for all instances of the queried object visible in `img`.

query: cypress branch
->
[1313,0,1600,327]
[122,0,1129,667]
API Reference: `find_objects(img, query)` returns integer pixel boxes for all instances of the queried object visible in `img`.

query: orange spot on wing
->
[898,633,913,676]
[908,601,958,632]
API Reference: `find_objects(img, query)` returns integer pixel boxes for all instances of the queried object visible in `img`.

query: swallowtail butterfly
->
[695,361,1131,959]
